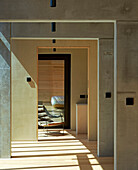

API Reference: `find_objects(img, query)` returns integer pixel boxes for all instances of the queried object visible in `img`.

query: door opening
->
[38,54,71,129]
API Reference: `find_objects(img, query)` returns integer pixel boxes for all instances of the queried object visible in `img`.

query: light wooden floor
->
[0,130,114,170]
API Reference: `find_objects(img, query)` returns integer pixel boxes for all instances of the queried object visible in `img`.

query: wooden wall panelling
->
[38,60,64,102]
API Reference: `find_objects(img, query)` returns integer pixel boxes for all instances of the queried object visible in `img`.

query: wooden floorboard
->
[0,130,113,170]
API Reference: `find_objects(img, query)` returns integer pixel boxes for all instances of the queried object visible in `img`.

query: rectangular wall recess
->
[53,48,56,52]
[51,22,56,32]
[27,77,31,82]
[80,95,88,98]
[52,39,56,43]
[50,0,56,7]
[126,97,134,105]
[105,92,111,98]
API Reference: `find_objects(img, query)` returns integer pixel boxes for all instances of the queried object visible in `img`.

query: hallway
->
[0,130,113,170]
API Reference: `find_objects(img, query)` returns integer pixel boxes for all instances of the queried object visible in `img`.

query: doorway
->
[11,40,96,142]
[38,54,71,129]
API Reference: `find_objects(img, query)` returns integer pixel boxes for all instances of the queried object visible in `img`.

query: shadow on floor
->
[0,130,113,170]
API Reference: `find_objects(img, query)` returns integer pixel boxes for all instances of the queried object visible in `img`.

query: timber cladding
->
[38,60,64,103]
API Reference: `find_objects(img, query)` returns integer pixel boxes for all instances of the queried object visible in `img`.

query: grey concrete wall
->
[0,23,11,158]
[0,0,137,20]
[98,39,114,156]
[11,23,114,39]
[116,21,138,170]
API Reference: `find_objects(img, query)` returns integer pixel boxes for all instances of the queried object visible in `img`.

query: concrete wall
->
[88,41,98,140]
[116,21,138,170]
[0,23,11,158]
[11,23,114,39]
[11,40,38,141]
[98,39,114,156]
[0,0,137,20]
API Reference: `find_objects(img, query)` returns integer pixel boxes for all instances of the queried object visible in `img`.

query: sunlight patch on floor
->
[0,130,113,170]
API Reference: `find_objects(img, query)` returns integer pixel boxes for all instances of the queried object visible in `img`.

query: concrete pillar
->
[88,41,98,141]
[0,23,11,158]
[98,39,114,156]
[115,21,138,170]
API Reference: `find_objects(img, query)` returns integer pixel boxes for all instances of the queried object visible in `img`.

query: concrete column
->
[0,23,11,158]
[115,21,138,170]
[88,41,98,141]
[98,39,114,156]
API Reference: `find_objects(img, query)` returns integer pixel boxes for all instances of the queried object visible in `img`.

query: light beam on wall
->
[0,32,10,51]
